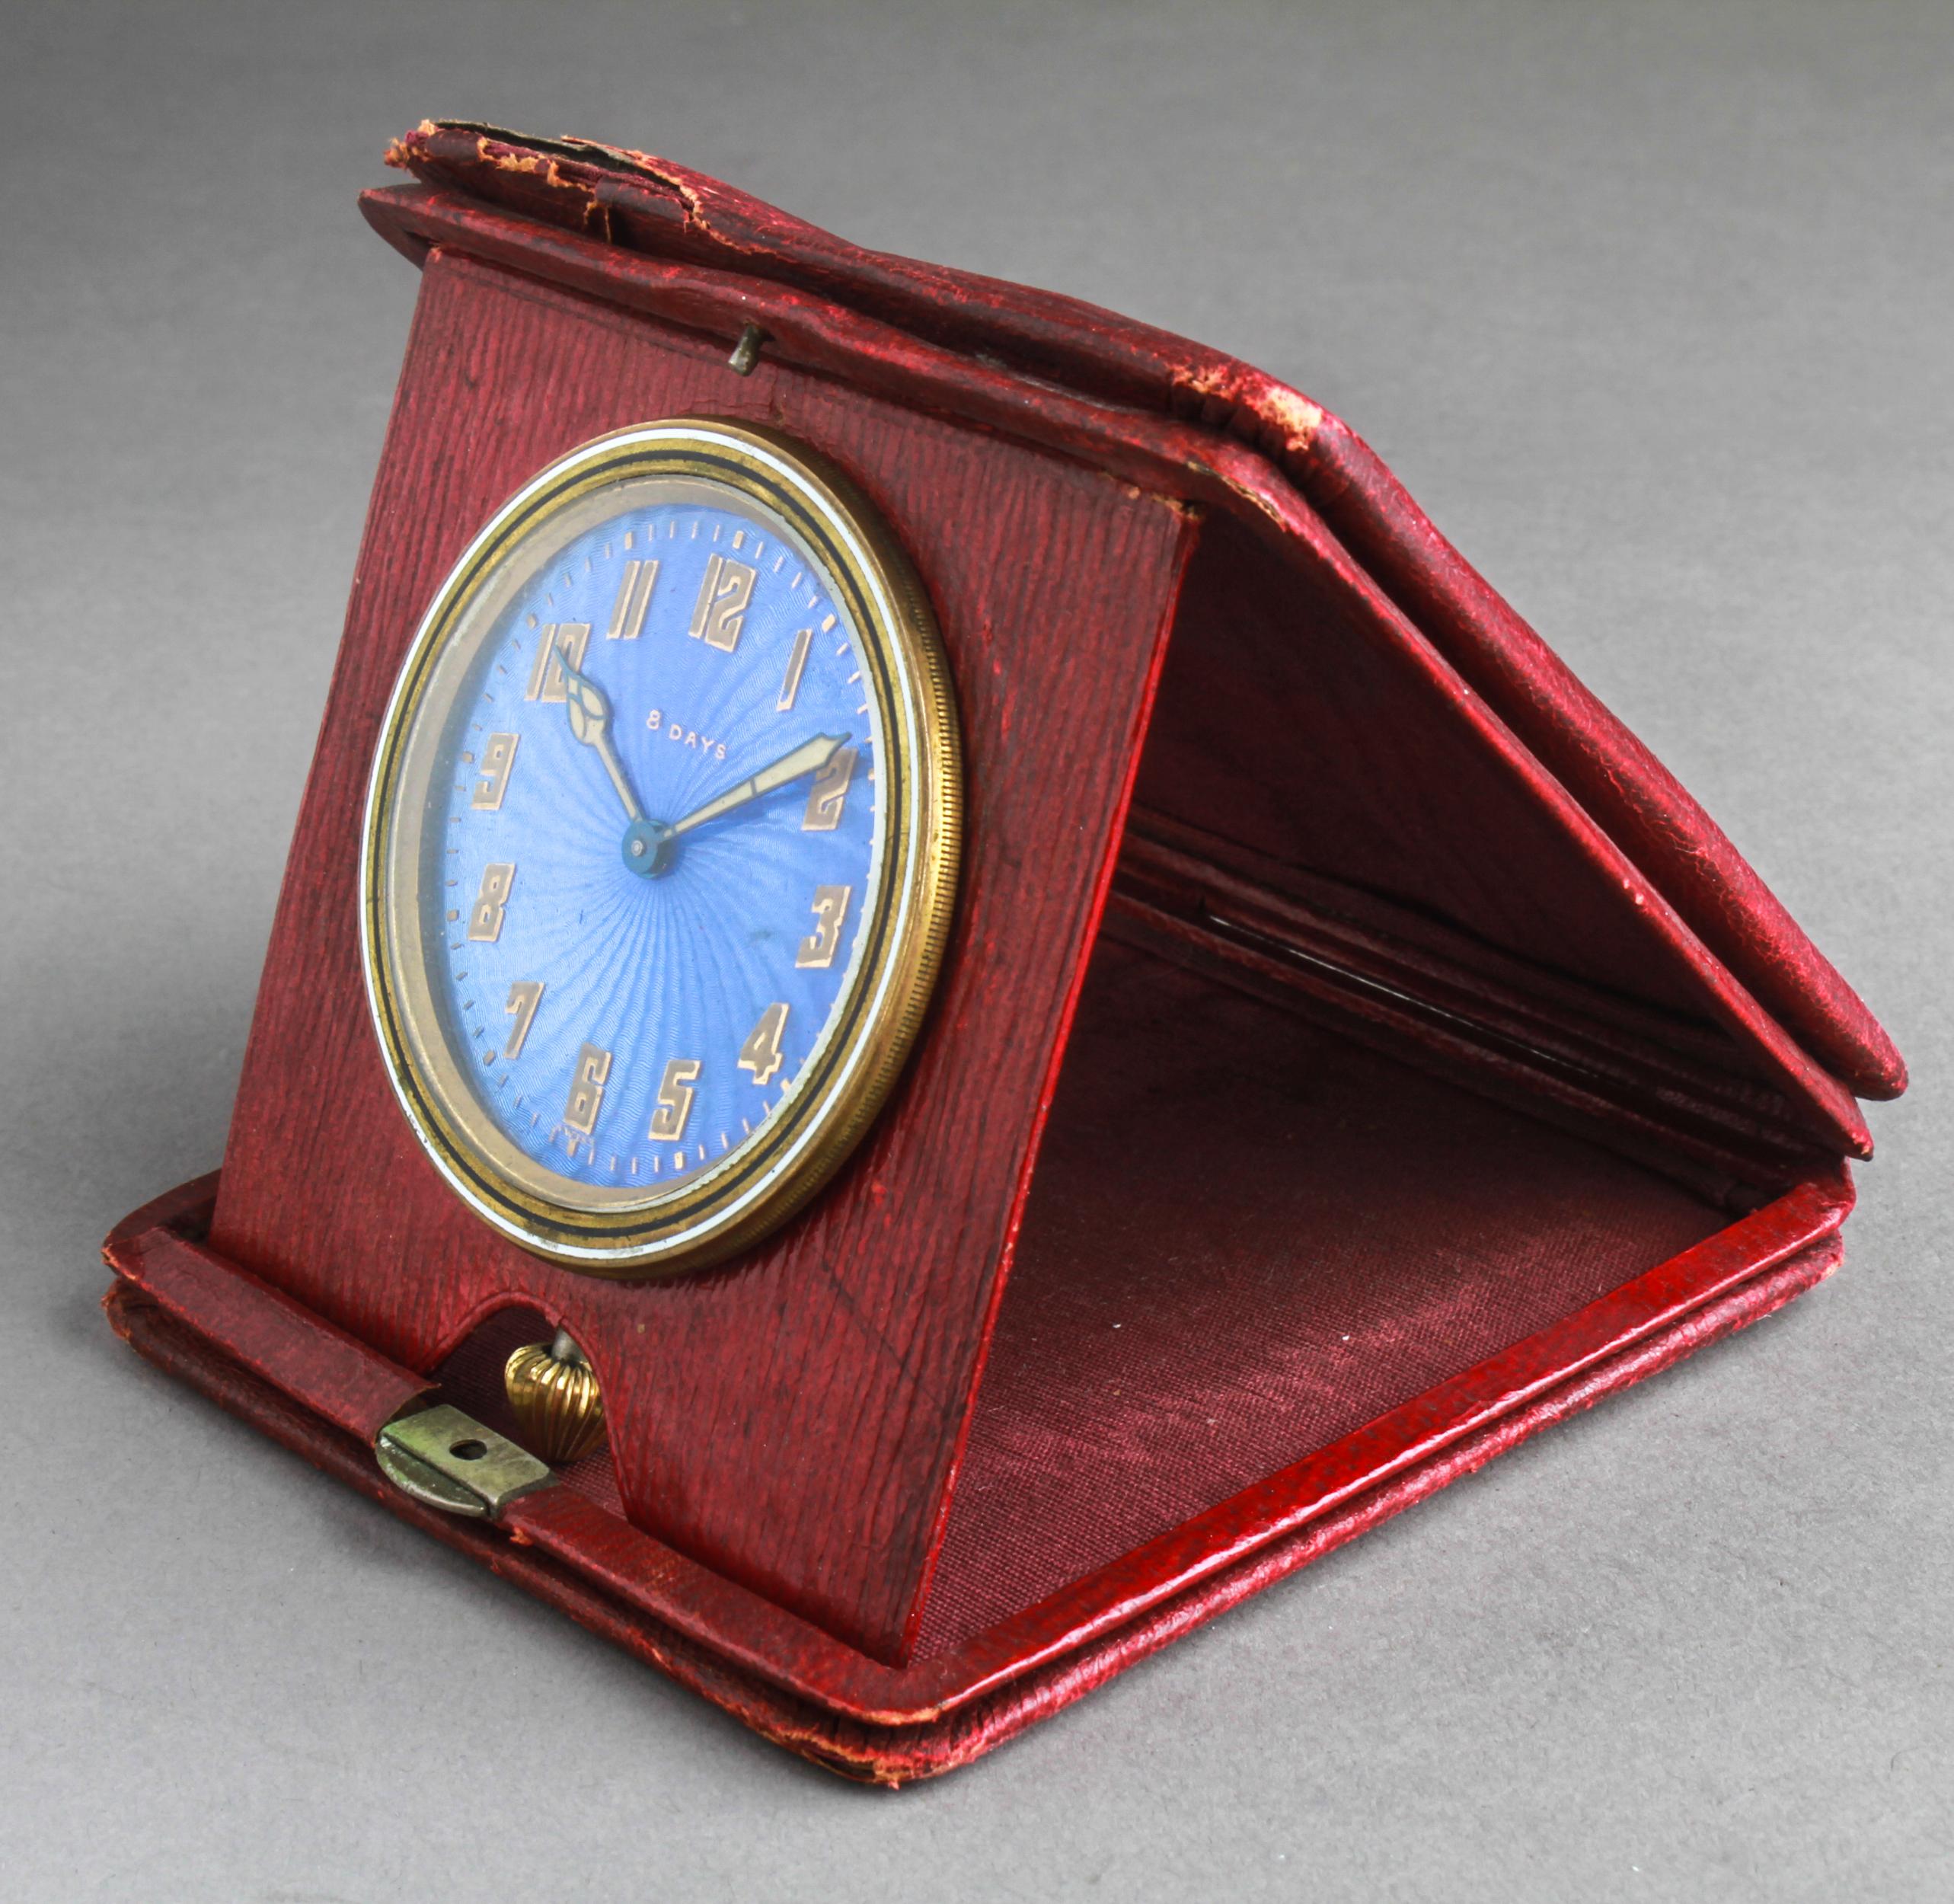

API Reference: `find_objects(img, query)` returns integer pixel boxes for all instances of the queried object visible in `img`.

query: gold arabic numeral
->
[605,558,659,640]
[794,883,852,970]
[688,556,721,640]
[563,1042,611,1136]
[647,1057,701,1142]
[503,979,544,1059]
[737,1003,790,1088]
[523,627,555,701]
[522,621,592,701]
[470,732,520,810]
[467,862,516,942]
[801,744,858,832]
[777,625,814,711]
[688,554,756,653]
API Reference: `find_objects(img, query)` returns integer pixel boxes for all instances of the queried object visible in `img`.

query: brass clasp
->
[375,1404,554,1519]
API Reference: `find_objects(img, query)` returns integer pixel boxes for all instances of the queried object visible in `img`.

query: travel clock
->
[104,122,1902,1784]
[362,420,958,1272]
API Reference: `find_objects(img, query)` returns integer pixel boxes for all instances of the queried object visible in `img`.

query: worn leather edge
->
[348,187,1874,1160]
[378,118,1905,1103]
[104,1228,1838,1784]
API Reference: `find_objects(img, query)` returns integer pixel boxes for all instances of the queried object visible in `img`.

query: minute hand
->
[669,733,850,837]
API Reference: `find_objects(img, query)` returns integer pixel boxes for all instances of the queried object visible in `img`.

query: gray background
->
[4,2,1948,1898]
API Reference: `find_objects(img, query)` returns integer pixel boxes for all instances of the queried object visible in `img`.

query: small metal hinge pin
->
[727,322,767,376]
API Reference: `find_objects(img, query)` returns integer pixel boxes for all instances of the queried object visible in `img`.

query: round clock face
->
[362,420,960,1275]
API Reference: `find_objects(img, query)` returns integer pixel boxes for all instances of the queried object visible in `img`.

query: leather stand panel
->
[208,246,1196,1661]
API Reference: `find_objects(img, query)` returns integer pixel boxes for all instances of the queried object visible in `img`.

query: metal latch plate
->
[375,1404,554,1519]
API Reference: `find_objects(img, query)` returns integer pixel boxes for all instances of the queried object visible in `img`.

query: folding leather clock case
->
[103,122,1906,1784]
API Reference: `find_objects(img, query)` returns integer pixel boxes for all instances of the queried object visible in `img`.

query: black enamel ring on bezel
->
[358,417,962,1277]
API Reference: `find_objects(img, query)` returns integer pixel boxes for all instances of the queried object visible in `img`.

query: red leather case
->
[104,123,1903,1783]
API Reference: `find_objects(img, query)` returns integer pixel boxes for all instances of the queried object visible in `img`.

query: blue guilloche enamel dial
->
[434,500,873,1187]
[363,421,960,1277]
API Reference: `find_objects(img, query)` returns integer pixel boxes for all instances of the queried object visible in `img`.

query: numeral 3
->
[795,885,852,970]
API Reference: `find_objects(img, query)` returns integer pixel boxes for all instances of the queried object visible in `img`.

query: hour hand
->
[557,656,646,825]
[669,733,851,837]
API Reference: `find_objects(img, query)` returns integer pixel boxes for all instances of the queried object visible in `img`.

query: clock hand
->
[669,733,851,837]
[557,656,647,825]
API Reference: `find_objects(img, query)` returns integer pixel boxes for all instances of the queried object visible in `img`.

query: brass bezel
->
[359,420,961,1277]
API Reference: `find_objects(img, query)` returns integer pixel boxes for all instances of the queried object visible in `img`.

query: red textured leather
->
[103,123,1906,1779]
[385,119,1903,1104]
[104,1177,431,1441]
[211,241,1199,1661]
[106,1148,1850,1718]
[346,177,1876,1161]
[104,1204,1841,1781]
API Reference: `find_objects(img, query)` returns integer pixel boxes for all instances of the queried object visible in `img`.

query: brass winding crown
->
[504,1328,607,1465]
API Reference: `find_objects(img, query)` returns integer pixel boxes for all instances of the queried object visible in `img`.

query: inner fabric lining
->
[912,938,1724,1656]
